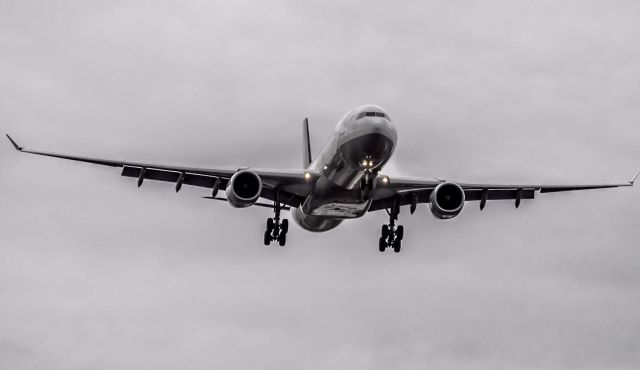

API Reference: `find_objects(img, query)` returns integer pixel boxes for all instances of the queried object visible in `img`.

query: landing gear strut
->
[360,173,375,201]
[264,191,288,247]
[379,198,404,253]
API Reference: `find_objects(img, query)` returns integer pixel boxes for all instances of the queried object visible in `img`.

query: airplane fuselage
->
[292,105,397,232]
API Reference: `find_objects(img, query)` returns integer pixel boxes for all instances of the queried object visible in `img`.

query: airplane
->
[6,105,639,253]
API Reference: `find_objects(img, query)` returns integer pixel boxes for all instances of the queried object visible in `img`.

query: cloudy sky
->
[1,0,640,369]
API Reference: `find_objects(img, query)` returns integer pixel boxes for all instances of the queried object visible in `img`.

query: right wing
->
[6,134,310,208]
[370,171,638,212]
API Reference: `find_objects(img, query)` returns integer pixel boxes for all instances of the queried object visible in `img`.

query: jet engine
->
[226,170,262,208]
[429,182,465,219]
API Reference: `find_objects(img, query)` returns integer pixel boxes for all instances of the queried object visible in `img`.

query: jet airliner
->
[6,105,639,252]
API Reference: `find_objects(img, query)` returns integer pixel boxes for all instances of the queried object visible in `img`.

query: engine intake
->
[429,182,465,219]
[226,170,262,208]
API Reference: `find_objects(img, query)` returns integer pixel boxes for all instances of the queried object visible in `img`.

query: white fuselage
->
[292,105,397,232]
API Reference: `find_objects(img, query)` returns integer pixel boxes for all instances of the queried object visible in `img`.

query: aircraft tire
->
[396,225,404,240]
[381,225,390,239]
[264,230,271,246]
[379,237,386,252]
[393,239,401,253]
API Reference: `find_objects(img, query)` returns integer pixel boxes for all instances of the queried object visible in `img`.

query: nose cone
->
[359,115,397,144]
[378,118,397,142]
[352,107,396,140]
[344,132,395,168]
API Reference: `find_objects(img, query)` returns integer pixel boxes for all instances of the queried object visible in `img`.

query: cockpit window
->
[356,111,387,120]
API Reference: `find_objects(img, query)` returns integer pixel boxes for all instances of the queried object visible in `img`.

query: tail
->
[302,118,312,168]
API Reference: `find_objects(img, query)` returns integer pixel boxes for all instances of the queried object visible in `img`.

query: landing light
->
[362,160,368,167]
[382,177,389,184]
[304,172,312,180]
[368,161,374,167]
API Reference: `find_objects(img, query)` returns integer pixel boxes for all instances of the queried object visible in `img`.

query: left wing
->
[370,171,639,212]
[6,134,310,208]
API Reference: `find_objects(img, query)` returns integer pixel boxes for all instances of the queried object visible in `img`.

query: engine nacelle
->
[225,170,262,208]
[429,182,465,219]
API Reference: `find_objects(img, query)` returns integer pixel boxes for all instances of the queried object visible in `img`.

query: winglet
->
[630,169,640,185]
[6,134,23,151]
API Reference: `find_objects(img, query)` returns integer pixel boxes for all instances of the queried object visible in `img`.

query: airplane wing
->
[370,171,639,212]
[7,134,637,213]
[6,134,310,208]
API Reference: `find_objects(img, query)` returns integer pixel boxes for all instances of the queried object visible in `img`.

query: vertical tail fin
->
[302,118,312,168]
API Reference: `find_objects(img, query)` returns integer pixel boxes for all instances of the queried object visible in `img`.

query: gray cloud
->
[1,0,640,369]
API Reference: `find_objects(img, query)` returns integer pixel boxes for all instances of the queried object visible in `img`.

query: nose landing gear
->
[360,173,375,201]
[264,191,288,247]
[379,198,403,253]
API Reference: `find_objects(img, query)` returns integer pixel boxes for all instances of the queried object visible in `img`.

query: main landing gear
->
[264,217,288,246]
[264,192,288,247]
[379,199,403,253]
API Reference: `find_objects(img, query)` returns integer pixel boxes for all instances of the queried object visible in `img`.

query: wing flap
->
[122,166,180,182]
[465,188,536,201]
[369,188,536,212]
[121,166,227,189]
[119,165,305,207]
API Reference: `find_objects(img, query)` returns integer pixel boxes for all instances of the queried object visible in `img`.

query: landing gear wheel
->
[379,237,386,252]
[393,239,401,253]
[264,230,272,246]
[266,218,274,232]
[378,197,405,253]
[381,225,390,239]
[265,191,291,247]
[278,233,287,247]
[396,225,404,241]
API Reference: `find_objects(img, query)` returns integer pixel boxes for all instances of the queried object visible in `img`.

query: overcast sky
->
[1,0,640,369]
